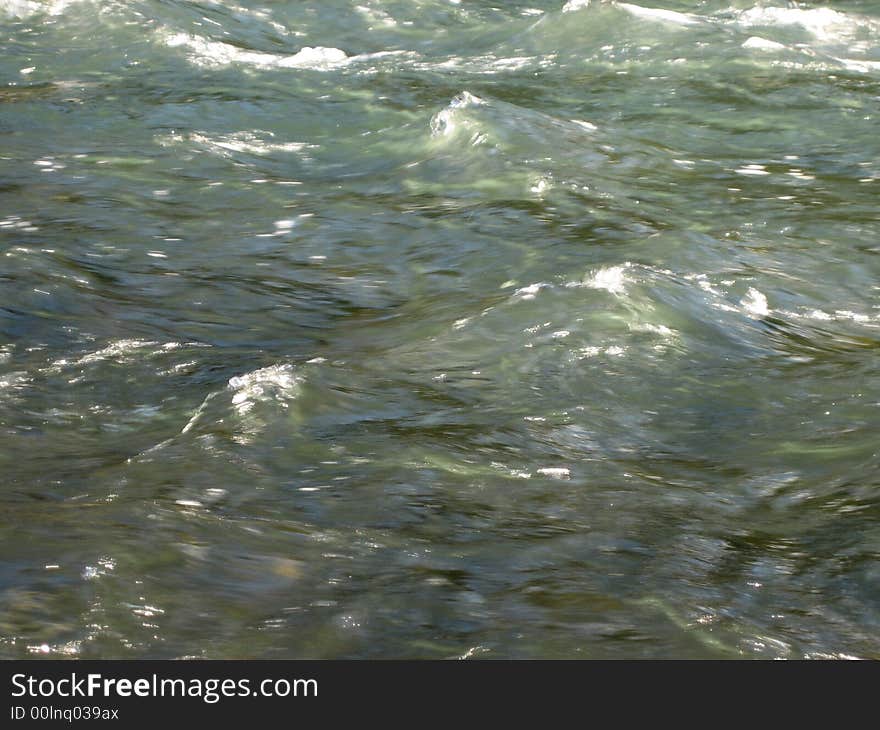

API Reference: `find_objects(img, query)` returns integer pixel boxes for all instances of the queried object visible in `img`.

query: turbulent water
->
[1,0,878,659]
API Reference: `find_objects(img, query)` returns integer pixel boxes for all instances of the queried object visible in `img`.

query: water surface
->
[1,0,879,658]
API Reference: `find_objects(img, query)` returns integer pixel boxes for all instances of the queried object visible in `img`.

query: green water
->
[1,0,878,659]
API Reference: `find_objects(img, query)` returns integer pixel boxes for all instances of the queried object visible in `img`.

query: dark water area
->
[1,0,878,658]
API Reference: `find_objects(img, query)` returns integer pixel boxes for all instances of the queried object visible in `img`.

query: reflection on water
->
[1,0,878,659]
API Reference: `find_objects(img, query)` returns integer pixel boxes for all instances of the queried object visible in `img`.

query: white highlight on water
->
[617,2,701,27]
[228,364,301,414]
[430,91,485,137]
[537,467,571,479]
[158,131,313,159]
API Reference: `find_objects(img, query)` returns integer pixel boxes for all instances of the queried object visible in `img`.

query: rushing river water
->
[1,0,879,659]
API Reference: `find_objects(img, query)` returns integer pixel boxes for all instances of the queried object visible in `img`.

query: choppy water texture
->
[1,0,879,659]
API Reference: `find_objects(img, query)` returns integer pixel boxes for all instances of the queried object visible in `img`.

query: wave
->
[734,5,879,42]
[421,90,695,234]
[15,0,873,79]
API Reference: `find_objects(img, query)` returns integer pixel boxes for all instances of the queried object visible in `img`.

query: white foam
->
[530,177,551,196]
[585,265,628,295]
[1,0,37,16]
[788,308,877,326]
[75,339,158,365]
[742,36,787,52]
[735,6,873,43]
[741,288,770,318]
[430,92,485,137]
[537,467,570,479]
[632,322,676,338]
[562,0,591,12]
[831,57,880,74]
[1,0,79,18]
[165,32,349,70]
[0,371,29,397]
[512,283,547,301]
[228,364,301,416]
[617,2,702,27]
[556,0,705,31]
[833,310,872,324]
[489,56,537,72]
[574,346,602,359]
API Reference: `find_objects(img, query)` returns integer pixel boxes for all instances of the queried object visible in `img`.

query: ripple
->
[2,0,879,661]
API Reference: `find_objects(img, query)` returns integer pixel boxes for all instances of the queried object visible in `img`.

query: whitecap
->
[787,308,877,326]
[429,91,485,137]
[75,339,158,366]
[164,32,349,70]
[617,2,702,28]
[228,364,301,416]
[831,57,880,74]
[561,0,702,26]
[584,265,629,295]
[1,0,79,18]
[537,467,570,479]
[741,288,770,318]
[562,0,591,13]
[735,6,875,43]
[742,36,788,52]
